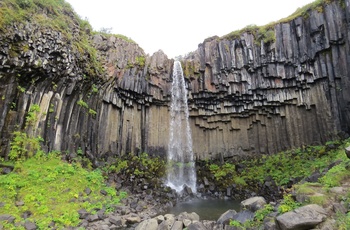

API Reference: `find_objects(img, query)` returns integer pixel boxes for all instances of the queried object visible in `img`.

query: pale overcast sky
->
[66,0,314,58]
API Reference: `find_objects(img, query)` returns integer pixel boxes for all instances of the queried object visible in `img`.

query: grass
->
[0,133,127,229]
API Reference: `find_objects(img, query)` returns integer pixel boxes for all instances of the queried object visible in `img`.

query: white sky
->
[66,0,314,58]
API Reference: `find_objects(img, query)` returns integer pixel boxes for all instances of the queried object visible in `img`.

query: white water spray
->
[166,61,197,193]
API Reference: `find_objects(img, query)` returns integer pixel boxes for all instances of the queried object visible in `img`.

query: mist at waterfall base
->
[166,61,197,194]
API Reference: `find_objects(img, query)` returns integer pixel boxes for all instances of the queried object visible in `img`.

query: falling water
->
[166,60,197,193]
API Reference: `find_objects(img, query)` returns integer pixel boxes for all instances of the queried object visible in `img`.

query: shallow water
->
[165,198,241,220]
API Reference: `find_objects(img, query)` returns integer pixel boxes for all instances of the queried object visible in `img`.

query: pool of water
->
[165,198,241,220]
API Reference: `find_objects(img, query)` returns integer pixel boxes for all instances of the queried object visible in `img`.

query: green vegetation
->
[107,153,166,179]
[0,133,127,229]
[25,104,40,127]
[278,194,301,213]
[240,142,346,186]
[91,84,99,94]
[229,203,275,228]
[135,56,146,68]
[77,99,88,109]
[202,138,350,204]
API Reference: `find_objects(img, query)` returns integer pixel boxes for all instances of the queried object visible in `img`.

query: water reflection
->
[165,198,241,220]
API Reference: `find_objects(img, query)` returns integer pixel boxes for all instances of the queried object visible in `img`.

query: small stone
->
[100,190,107,196]
[87,214,99,222]
[84,187,92,195]
[0,214,15,223]
[24,220,37,230]
[125,214,141,224]
[15,201,24,206]
[78,209,89,219]
[109,216,122,226]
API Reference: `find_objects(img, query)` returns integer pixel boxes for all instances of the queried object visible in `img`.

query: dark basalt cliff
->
[0,0,350,162]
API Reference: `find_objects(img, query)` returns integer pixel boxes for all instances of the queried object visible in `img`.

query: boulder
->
[109,215,122,226]
[157,219,175,230]
[135,218,158,230]
[217,210,237,225]
[171,220,184,230]
[232,210,254,224]
[187,221,208,230]
[276,204,327,230]
[125,213,141,224]
[241,196,266,212]
[177,212,200,221]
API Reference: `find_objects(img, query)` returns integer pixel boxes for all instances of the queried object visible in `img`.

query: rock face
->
[1,1,350,161]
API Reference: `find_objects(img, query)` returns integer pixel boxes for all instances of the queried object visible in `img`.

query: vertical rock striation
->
[0,0,350,162]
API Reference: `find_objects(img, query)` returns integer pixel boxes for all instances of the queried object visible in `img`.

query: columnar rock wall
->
[184,1,350,159]
[0,1,349,162]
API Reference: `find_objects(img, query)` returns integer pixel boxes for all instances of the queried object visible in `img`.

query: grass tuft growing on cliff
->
[0,133,126,229]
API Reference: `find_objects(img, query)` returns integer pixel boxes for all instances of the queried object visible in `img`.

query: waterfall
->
[166,60,197,193]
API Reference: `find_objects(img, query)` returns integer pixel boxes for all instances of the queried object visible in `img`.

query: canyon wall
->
[0,0,350,162]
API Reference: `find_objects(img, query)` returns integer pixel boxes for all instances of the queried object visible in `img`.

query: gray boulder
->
[157,219,175,230]
[171,220,184,230]
[276,204,327,230]
[187,221,208,230]
[241,196,266,212]
[177,212,200,221]
[217,209,237,225]
[135,218,158,230]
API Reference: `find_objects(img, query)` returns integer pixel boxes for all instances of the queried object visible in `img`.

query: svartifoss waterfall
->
[166,61,197,193]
